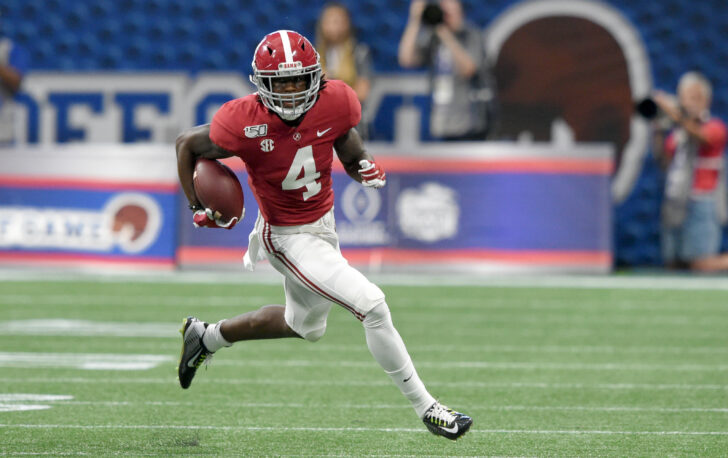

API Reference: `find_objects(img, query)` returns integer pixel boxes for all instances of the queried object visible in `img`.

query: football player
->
[175,30,472,440]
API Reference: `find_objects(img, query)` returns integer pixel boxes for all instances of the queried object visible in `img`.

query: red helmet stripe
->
[279,30,294,63]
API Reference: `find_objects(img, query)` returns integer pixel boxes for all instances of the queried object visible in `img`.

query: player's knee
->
[362,302,391,329]
[300,325,326,342]
[353,282,386,317]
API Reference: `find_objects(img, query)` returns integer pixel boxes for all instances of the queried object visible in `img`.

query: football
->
[193,158,244,224]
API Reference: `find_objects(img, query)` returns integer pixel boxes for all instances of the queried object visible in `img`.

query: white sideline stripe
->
[2,318,727,355]
[1,424,727,436]
[0,352,172,370]
[0,404,53,412]
[206,359,728,372]
[2,377,726,391]
[2,318,726,356]
[47,400,728,413]
[0,394,73,402]
[2,350,725,372]
[308,343,728,355]
[4,318,728,341]
[5,269,728,291]
[0,294,270,307]
[0,394,74,413]
[2,293,726,313]
[0,320,177,338]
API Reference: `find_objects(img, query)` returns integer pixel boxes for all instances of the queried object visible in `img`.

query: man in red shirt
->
[654,71,728,271]
[175,30,472,440]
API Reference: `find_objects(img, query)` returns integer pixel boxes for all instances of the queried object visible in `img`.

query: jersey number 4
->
[282,145,321,201]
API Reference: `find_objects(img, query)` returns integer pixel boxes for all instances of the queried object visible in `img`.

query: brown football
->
[193,158,244,224]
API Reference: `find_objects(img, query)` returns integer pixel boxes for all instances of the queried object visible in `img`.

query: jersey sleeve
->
[701,120,727,150]
[209,100,243,153]
[342,82,362,130]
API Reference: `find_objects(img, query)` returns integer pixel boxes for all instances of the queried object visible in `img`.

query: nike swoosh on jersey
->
[403,372,414,382]
[317,128,332,137]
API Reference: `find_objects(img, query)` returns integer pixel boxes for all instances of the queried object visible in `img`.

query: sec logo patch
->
[260,139,275,152]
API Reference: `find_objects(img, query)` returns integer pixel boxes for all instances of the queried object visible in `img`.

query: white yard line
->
[0,353,172,370]
[1,377,726,391]
[322,343,728,355]
[0,394,73,402]
[3,269,728,292]
[1,350,725,372]
[1,294,726,314]
[47,400,728,413]
[207,359,728,372]
[1,319,726,355]
[0,423,726,435]
[0,320,178,338]
[0,295,272,307]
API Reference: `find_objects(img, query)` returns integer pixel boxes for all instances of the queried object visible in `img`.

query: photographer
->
[398,0,495,140]
[650,72,728,271]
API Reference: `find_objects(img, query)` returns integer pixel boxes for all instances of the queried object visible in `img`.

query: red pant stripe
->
[265,225,365,321]
[261,222,273,254]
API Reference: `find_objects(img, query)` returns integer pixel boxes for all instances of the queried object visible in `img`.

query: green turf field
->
[1,277,727,456]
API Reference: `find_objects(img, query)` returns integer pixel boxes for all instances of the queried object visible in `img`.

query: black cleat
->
[422,402,473,440]
[177,316,213,389]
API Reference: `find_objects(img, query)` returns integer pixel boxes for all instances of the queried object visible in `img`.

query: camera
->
[421,3,444,26]
[635,97,658,120]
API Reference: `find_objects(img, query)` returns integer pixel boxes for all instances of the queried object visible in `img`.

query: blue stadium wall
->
[2,0,727,267]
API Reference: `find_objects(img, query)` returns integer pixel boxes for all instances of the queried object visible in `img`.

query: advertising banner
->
[0,145,178,269]
[178,143,613,273]
[0,143,611,272]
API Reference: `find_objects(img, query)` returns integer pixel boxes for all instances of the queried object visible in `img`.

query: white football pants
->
[246,209,385,340]
[244,209,436,417]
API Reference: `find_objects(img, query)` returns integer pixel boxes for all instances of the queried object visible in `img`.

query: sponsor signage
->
[0,144,178,268]
[179,144,614,272]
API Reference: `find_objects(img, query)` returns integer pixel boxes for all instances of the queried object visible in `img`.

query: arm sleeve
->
[343,83,362,129]
[209,101,242,153]
[701,120,727,150]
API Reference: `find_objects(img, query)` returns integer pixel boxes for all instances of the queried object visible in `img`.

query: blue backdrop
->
[2,0,726,267]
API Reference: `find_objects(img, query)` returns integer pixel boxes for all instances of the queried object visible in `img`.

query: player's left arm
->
[176,123,234,210]
[334,127,386,188]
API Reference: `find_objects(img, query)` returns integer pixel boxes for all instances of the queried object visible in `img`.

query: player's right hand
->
[193,208,239,230]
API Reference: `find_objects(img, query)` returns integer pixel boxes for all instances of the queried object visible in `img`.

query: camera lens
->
[635,97,658,119]
[421,4,444,26]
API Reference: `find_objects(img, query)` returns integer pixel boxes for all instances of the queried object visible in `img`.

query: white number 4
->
[282,145,321,201]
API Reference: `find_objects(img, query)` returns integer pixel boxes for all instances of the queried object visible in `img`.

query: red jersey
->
[665,118,727,194]
[209,80,361,225]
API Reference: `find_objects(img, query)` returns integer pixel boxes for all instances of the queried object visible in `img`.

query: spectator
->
[315,3,374,137]
[316,2,373,104]
[398,0,496,141]
[0,32,28,145]
[653,71,728,271]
